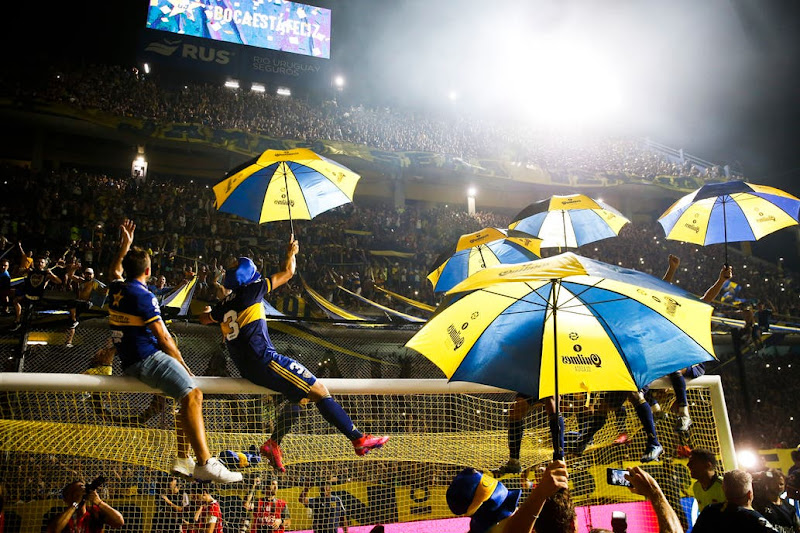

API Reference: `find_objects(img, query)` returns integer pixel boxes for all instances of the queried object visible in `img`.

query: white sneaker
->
[171,456,196,478]
[677,414,692,432]
[194,457,242,483]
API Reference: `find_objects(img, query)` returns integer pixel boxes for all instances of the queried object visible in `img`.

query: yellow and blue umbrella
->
[427,227,542,294]
[161,276,197,317]
[657,180,800,264]
[406,252,716,458]
[509,194,630,249]
[213,148,361,234]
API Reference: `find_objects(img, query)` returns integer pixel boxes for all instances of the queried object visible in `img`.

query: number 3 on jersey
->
[222,309,240,340]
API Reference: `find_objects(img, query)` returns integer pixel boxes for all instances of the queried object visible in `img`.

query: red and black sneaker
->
[352,434,390,456]
[259,439,286,472]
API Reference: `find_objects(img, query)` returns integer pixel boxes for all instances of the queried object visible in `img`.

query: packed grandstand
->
[0,57,798,533]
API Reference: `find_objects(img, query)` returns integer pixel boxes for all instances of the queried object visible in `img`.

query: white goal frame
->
[0,373,737,469]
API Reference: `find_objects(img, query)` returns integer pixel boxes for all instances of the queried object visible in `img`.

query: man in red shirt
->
[47,480,124,533]
[245,477,291,533]
[191,487,223,533]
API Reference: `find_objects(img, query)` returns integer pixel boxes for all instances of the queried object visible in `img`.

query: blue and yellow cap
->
[446,468,521,527]
[223,257,261,289]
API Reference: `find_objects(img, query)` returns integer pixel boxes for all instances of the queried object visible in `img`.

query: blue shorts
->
[234,351,317,403]
[124,350,196,401]
[685,363,706,379]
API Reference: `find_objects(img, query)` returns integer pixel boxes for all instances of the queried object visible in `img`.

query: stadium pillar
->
[794,227,800,259]
[730,328,754,430]
[740,242,752,256]
[31,128,45,172]
[392,169,406,210]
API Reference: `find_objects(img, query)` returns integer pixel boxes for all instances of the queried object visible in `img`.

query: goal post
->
[0,374,735,533]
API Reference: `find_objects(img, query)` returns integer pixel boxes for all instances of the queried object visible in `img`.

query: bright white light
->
[334,75,345,88]
[276,87,291,96]
[224,79,240,89]
[737,449,759,470]
[251,83,266,93]
[143,63,150,74]
[467,187,477,197]
[27,341,48,346]
[506,38,624,126]
[448,90,459,101]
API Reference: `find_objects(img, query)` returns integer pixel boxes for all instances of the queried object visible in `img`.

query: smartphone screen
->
[607,468,631,487]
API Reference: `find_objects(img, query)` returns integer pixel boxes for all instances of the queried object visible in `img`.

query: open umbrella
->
[161,275,197,317]
[427,227,541,294]
[405,252,716,459]
[509,194,630,249]
[213,148,361,235]
[657,180,800,265]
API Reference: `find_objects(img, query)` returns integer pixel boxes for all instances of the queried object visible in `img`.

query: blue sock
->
[509,419,524,460]
[634,399,660,447]
[317,396,363,441]
[669,371,688,407]
[615,405,627,433]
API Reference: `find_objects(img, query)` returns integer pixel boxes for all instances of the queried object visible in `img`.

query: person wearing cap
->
[199,237,389,473]
[64,264,107,348]
[109,219,241,484]
[446,460,569,533]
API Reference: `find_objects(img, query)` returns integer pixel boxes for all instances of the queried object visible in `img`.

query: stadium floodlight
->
[467,187,476,215]
[132,148,148,182]
[224,79,240,90]
[334,75,345,89]
[737,449,760,470]
[449,90,459,102]
[251,83,266,93]
[276,87,291,96]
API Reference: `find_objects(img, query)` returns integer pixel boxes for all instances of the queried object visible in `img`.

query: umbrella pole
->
[722,197,728,266]
[551,279,563,461]
[477,246,487,268]
[283,163,295,237]
[562,210,567,250]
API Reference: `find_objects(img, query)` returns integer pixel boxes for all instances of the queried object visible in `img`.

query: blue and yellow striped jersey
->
[210,278,276,361]
[108,279,161,368]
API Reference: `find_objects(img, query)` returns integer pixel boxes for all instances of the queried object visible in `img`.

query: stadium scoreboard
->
[146,0,331,59]
[139,0,332,90]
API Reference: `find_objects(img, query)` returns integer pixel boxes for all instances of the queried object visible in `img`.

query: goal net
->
[0,373,733,533]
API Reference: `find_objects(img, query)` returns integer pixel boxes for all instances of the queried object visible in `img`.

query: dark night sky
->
[27,1,800,197]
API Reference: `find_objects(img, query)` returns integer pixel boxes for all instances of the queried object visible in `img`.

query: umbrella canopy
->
[657,180,800,263]
[427,228,542,294]
[407,252,716,401]
[213,148,361,232]
[509,194,630,248]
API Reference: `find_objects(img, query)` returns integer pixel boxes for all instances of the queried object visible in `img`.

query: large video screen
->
[146,0,331,59]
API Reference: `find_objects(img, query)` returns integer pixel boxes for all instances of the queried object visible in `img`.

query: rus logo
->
[144,39,233,65]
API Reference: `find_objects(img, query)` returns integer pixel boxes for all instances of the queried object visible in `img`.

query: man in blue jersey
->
[199,237,389,473]
[109,219,241,484]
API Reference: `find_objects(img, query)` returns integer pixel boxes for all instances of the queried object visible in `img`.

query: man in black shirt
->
[693,470,780,532]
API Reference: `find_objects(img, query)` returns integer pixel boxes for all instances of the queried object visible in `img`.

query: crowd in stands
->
[5,62,736,180]
[0,61,797,507]
[1,162,798,450]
